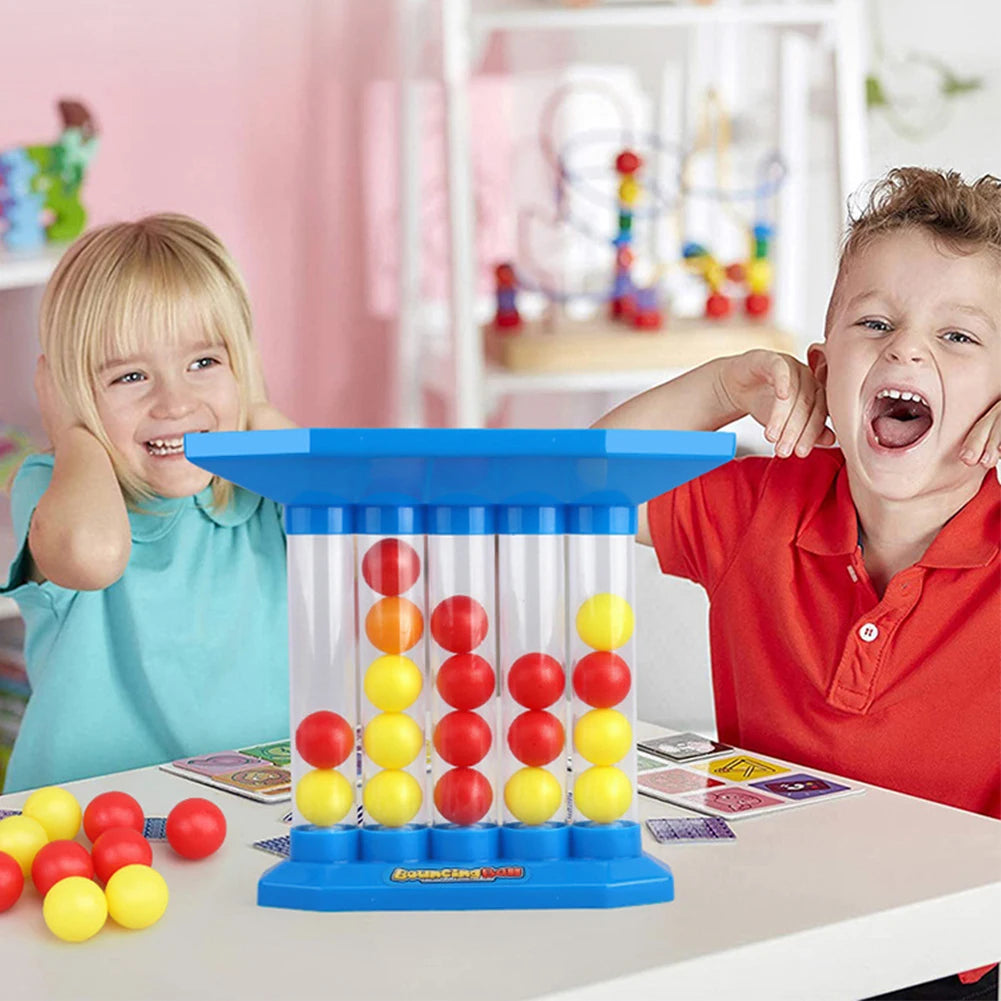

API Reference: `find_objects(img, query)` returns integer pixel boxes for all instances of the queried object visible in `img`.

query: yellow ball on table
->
[105,864,169,930]
[0,815,48,876]
[22,786,82,841]
[296,769,354,826]
[574,765,632,823]
[42,876,107,942]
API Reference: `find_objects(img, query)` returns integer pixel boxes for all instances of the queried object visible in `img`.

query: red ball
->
[507,653,566,710]
[361,538,421,596]
[615,149,641,175]
[83,791,144,843]
[705,292,732,319]
[745,292,771,317]
[436,653,496,710]
[433,710,492,767]
[434,768,493,826]
[166,798,227,860]
[295,710,354,769]
[572,651,632,708]
[30,840,95,897]
[0,850,24,912]
[507,710,565,767]
[91,827,153,884]
[430,595,488,653]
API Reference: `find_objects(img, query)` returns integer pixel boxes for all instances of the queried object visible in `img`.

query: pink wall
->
[0,0,402,427]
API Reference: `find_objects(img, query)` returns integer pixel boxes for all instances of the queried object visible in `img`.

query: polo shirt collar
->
[796,456,1000,568]
[129,484,263,542]
[795,457,857,557]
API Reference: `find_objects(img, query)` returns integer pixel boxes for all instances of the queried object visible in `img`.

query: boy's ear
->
[807,342,828,387]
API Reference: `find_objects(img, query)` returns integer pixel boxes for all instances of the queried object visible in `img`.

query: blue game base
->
[258,821,674,911]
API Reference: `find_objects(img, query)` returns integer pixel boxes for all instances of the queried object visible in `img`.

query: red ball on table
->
[507,652,565,710]
[83,791,145,843]
[30,840,95,897]
[434,767,493,826]
[91,827,153,884]
[430,595,488,653]
[433,710,492,767]
[295,710,354,769]
[0,850,24,911]
[361,538,421,596]
[166,798,227,860]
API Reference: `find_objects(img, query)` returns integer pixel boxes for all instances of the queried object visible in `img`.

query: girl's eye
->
[943,330,976,345]
[859,318,891,333]
[114,371,145,385]
[190,357,219,371]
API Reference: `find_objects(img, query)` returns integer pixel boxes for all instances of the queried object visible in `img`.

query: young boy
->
[595,168,999,1000]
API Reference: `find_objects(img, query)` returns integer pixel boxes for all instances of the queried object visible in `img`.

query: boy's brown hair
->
[826,167,1001,333]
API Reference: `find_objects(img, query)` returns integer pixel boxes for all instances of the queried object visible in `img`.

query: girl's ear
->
[807,342,828,388]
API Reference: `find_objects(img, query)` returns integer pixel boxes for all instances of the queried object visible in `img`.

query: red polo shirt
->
[648,448,1000,819]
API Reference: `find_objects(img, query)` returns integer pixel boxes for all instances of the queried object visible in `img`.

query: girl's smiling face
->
[95,327,241,498]
[811,227,1000,504]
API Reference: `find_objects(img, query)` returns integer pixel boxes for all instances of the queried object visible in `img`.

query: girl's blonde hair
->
[39,213,265,508]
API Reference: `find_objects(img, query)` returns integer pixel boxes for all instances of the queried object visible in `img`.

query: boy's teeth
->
[876,388,927,406]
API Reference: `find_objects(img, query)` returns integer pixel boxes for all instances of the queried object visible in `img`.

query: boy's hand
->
[720,350,836,458]
[35,355,82,448]
[960,400,1001,468]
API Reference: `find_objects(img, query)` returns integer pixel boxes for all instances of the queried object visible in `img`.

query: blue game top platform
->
[185,427,735,534]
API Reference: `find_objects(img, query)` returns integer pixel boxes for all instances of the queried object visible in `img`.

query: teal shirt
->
[1,454,289,793]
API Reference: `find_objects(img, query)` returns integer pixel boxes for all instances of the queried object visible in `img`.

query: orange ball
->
[365,597,424,654]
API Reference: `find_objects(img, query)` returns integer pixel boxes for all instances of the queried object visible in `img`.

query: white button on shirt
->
[859,623,879,643]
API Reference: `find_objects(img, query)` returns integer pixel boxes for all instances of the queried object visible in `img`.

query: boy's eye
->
[943,330,976,345]
[858,318,891,333]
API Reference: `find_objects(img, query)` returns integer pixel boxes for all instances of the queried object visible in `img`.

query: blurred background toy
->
[0,99,100,251]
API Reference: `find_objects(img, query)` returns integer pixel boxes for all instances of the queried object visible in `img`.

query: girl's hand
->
[35,355,81,448]
[719,349,836,458]
[960,400,1001,468]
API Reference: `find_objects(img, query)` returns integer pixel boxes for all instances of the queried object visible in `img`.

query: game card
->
[160,739,292,802]
[646,816,736,843]
[637,732,733,762]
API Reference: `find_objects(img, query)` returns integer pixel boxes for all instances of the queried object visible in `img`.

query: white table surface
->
[1,723,998,1001]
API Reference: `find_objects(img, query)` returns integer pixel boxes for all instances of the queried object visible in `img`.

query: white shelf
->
[0,244,66,292]
[474,0,838,33]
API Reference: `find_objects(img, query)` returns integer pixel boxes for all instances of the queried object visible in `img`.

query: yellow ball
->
[504,767,563,826]
[364,654,423,712]
[42,876,107,942]
[574,766,632,823]
[363,769,422,827]
[0,814,48,876]
[296,769,353,826]
[574,708,632,766]
[575,593,634,651]
[363,712,424,770]
[105,864,169,930]
[618,176,640,206]
[22,786,82,841]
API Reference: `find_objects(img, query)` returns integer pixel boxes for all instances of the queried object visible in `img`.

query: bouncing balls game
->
[185,426,734,912]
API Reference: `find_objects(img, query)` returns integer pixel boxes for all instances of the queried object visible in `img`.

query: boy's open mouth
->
[869,388,933,449]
